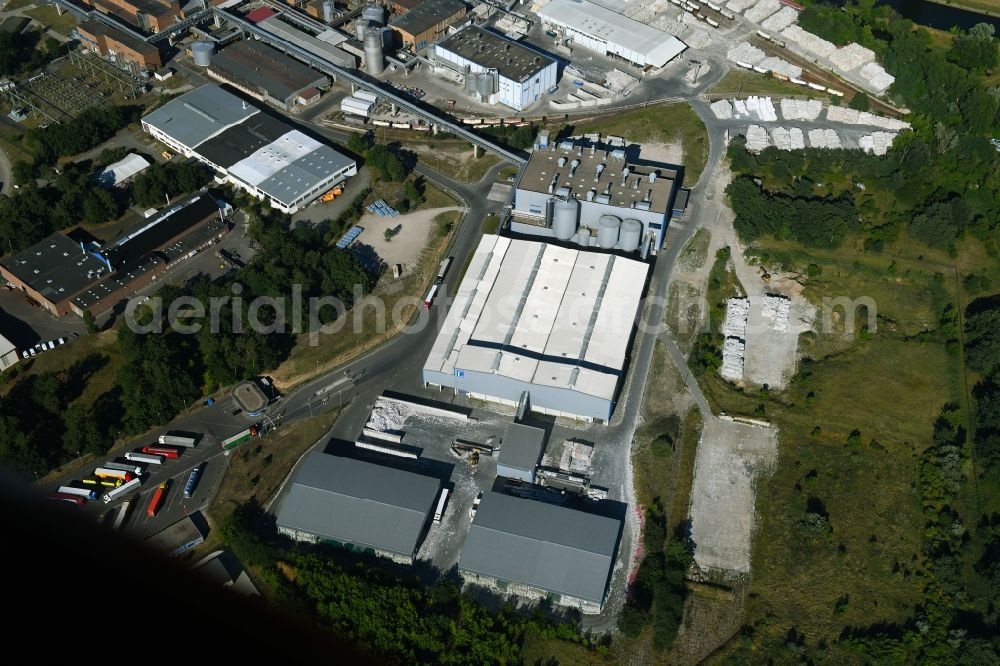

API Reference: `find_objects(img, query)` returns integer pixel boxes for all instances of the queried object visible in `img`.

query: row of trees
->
[115,206,372,434]
[131,162,213,207]
[0,163,121,252]
[0,31,62,77]
[23,106,140,163]
[220,501,603,664]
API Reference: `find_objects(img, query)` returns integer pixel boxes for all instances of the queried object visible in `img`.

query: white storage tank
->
[323,0,335,23]
[364,28,384,75]
[551,198,579,241]
[464,71,478,93]
[620,219,643,252]
[191,41,215,67]
[597,215,621,249]
[362,4,386,25]
[355,19,369,40]
[575,229,591,246]
[477,71,495,98]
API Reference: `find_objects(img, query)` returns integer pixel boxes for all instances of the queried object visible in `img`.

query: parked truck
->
[183,464,203,498]
[102,461,143,476]
[158,434,197,448]
[94,467,133,481]
[221,426,258,452]
[102,477,141,504]
[126,452,164,465]
[48,492,85,506]
[58,486,97,500]
[111,498,133,530]
[147,483,168,517]
[141,446,180,459]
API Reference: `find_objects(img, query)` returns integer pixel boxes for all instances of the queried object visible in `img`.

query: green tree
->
[849,92,870,111]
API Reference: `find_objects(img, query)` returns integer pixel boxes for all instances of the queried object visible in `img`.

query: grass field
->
[696,238,968,659]
[24,5,77,35]
[565,104,710,185]
[708,69,832,100]
[2,329,121,405]
[927,0,1000,16]
[414,142,500,183]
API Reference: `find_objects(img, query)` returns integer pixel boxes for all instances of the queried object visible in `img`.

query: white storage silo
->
[551,199,579,241]
[362,4,386,25]
[323,0,335,23]
[364,28,384,75]
[620,219,643,252]
[597,215,620,249]
[191,41,215,67]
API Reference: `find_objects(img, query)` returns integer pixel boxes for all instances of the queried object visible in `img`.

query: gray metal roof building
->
[496,422,546,482]
[141,85,357,213]
[208,39,329,110]
[435,26,555,83]
[276,452,441,562]
[458,492,621,611]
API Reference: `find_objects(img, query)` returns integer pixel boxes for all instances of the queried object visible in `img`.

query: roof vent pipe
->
[649,171,657,183]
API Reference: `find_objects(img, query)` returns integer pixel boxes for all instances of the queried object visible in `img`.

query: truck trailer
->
[102,477,141,504]
[48,492,85,506]
[58,486,97,500]
[147,483,168,517]
[158,434,197,448]
[183,464,203,498]
[126,452,164,465]
[141,446,181,459]
[94,467,133,481]
[221,426,258,452]
[102,461,143,476]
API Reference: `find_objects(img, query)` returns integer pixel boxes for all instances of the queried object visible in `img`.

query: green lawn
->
[24,5,77,35]
[708,69,832,100]
[566,104,710,185]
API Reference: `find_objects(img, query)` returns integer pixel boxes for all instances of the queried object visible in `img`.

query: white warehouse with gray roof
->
[275,452,441,563]
[141,85,356,214]
[422,235,648,422]
[459,492,622,613]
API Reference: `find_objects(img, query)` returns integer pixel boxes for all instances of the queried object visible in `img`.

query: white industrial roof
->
[98,153,151,186]
[424,236,648,401]
[539,0,687,68]
[228,130,322,187]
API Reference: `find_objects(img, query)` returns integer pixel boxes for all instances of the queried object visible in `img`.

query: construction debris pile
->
[723,296,750,337]
[762,294,791,331]
[807,128,842,149]
[769,126,805,150]
[721,337,746,382]
[721,297,749,382]
[745,124,769,152]
[826,105,911,130]
[780,98,822,121]
[605,68,638,92]
[859,131,897,155]
[559,439,595,474]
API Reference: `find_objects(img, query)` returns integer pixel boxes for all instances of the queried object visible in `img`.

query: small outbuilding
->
[496,422,546,483]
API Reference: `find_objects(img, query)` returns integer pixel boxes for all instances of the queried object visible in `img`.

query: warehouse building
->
[75,18,163,70]
[0,193,227,318]
[207,40,328,111]
[141,85,357,214]
[496,422,546,482]
[422,235,648,423]
[430,26,557,111]
[538,0,686,69]
[389,0,466,50]
[0,334,18,371]
[95,152,150,187]
[83,0,183,33]
[257,15,358,68]
[458,492,622,613]
[511,134,680,255]
[276,452,441,564]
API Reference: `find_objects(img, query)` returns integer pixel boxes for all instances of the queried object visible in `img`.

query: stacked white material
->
[684,27,712,49]
[723,297,749,337]
[727,41,766,65]
[829,42,876,72]
[760,5,797,32]
[781,25,836,59]
[726,0,756,12]
[733,99,749,117]
[807,128,841,149]
[780,98,822,121]
[859,131,896,155]
[744,0,780,22]
[745,95,777,121]
[827,105,910,130]
[757,56,802,79]
[746,124,769,152]
[605,68,639,92]
[761,294,791,331]
[770,126,792,150]
[859,62,894,92]
[711,99,734,119]
[720,337,746,381]
[788,126,805,149]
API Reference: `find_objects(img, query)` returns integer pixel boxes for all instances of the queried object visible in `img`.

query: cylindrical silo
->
[323,0,335,23]
[551,199,579,241]
[191,40,215,67]
[597,214,620,249]
[464,72,478,93]
[364,28,384,76]
[363,4,385,25]
[355,19,368,40]
[620,219,642,252]
[477,71,495,98]
[575,229,591,246]
[379,25,393,49]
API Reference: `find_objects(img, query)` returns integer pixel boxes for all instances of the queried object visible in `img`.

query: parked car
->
[46,341,55,350]
[20,350,29,359]
[28,347,36,357]
[56,337,66,345]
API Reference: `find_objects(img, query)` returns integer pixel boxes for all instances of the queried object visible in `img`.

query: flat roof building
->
[496,422,546,482]
[422,235,649,422]
[142,85,357,213]
[538,0,686,69]
[0,193,226,318]
[233,380,268,416]
[0,333,18,370]
[257,15,358,68]
[389,0,467,50]
[511,135,681,254]
[207,40,329,111]
[276,452,441,563]
[83,0,183,33]
[96,153,151,187]
[75,18,163,70]
[458,492,622,613]
[431,26,557,111]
